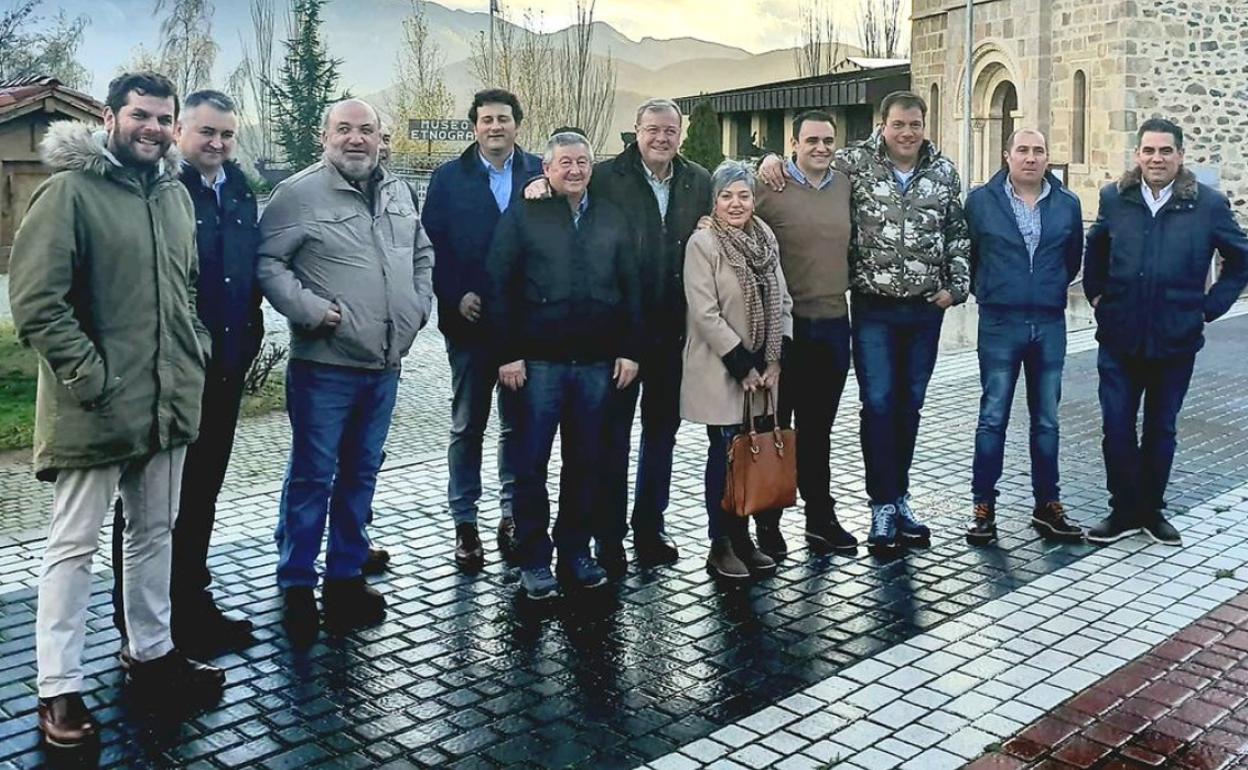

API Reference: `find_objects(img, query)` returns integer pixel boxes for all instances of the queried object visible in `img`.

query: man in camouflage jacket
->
[836,91,970,550]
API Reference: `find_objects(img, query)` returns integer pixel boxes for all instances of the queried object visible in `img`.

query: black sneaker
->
[283,587,318,647]
[1143,513,1182,546]
[755,522,788,558]
[806,513,858,552]
[966,502,997,546]
[125,650,225,710]
[1032,501,1085,542]
[595,540,627,581]
[1086,513,1141,545]
[635,533,680,566]
[322,577,386,630]
[557,554,609,589]
[895,495,931,544]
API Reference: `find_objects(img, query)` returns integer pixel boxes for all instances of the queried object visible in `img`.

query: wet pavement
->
[3,310,1248,769]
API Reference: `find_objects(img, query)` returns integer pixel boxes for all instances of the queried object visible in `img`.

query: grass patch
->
[0,322,284,451]
[0,322,37,451]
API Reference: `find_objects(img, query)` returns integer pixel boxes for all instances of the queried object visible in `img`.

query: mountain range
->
[68,0,866,151]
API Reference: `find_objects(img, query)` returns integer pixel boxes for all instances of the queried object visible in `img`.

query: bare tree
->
[154,0,218,96]
[0,0,91,88]
[857,0,905,59]
[388,0,454,155]
[226,0,280,167]
[793,0,841,77]
[117,44,163,76]
[468,2,616,150]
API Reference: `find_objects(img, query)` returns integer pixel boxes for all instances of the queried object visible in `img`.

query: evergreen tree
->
[680,99,724,171]
[266,0,345,169]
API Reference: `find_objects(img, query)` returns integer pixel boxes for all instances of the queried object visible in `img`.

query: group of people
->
[8,67,1248,748]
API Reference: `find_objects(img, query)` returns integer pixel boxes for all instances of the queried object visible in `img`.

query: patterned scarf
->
[711,215,783,364]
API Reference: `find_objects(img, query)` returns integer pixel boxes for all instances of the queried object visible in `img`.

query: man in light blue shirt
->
[482,149,513,212]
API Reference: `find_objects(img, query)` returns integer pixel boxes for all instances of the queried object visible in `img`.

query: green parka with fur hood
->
[8,121,209,478]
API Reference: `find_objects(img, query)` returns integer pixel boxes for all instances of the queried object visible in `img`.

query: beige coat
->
[680,223,793,426]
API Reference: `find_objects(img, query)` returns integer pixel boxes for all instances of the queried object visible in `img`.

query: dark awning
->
[675,64,910,114]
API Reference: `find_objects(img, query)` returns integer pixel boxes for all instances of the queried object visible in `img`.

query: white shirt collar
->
[1144,181,1175,216]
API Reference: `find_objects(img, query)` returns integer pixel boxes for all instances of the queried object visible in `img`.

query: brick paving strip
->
[966,582,1248,769]
[641,485,1248,770]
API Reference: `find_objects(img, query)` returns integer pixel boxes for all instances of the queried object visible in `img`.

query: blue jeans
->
[603,344,682,543]
[777,315,852,523]
[971,314,1066,505]
[704,425,751,543]
[851,294,944,506]
[446,339,516,525]
[1098,346,1196,520]
[276,360,399,589]
[511,361,612,569]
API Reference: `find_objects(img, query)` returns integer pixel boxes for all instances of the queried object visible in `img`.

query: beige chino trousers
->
[35,447,186,697]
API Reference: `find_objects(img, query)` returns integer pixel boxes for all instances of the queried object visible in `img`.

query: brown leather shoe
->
[496,517,518,564]
[456,523,485,573]
[38,693,98,748]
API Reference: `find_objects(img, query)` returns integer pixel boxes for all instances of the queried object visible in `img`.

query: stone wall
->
[1128,0,1248,215]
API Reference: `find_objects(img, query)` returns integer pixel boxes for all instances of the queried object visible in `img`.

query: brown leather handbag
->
[721,390,798,517]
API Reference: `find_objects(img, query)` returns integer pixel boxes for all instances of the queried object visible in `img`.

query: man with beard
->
[9,71,226,748]
[258,98,434,645]
[110,90,261,660]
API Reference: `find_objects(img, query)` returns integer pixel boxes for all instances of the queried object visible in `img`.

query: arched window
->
[1072,70,1088,164]
[929,82,941,145]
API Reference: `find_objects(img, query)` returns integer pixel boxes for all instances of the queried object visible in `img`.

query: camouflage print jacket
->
[835,131,971,304]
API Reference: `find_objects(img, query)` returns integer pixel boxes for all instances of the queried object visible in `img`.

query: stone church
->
[910,0,1248,217]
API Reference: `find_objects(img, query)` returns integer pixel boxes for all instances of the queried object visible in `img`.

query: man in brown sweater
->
[753,109,858,556]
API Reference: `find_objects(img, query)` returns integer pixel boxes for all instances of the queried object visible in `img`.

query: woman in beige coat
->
[681,161,794,581]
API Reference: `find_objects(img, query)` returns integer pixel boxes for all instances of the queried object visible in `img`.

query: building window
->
[929,82,940,145]
[1072,70,1088,165]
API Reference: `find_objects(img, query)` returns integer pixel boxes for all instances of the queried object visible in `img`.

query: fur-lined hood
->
[1117,165,1199,200]
[39,120,182,181]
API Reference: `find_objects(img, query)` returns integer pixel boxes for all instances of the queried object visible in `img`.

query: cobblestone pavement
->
[2,310,1248,769]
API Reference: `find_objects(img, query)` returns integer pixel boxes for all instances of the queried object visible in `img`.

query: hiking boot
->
[635,533,680,566]
[966,502,997,546]
[895,495,931,544]
[497,517,518,564]
[1143,512,1182,546]
[1086,513,1141,545]
[755,522,788,558]
[362,547,390,576]
[733,538,777,577]
[1032,501,1084,542]
[38,693,98,748]
[126,650,225,710]
[867,503,898,550]
[806,511,858,552]
[282,587,318,647]
[706,537,749,580]
[557,554,609,589]
[322,577,386,630]
[455,523,485,573]
[518,565,559,600]
[595,540,627,581]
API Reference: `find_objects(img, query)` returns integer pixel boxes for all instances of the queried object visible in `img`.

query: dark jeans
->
[777,315,851,524]
[602,344,682,543]
[511,361,612,569]
[704,425,749,544]
[446,339,516,526]
[972,314,1066,505]
[1097,346,1196,520]
[275,360,399,589]
[851,294,945,506]
[112,364,246,634]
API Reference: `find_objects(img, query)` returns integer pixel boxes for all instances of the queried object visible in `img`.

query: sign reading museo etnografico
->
[409,119,474,142]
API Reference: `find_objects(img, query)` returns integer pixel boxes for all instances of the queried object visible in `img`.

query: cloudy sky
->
[438,0,904,53]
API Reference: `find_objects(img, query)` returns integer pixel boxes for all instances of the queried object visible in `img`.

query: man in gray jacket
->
[258,98,433,645]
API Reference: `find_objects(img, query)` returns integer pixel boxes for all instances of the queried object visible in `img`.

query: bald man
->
[964,128,1084,546]
[258,98,434,645]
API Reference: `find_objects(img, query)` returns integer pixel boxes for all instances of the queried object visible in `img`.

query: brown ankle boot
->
[38,693,98,748]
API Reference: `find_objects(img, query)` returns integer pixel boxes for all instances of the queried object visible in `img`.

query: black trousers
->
[112,366,246,635]
[769,315,852,527]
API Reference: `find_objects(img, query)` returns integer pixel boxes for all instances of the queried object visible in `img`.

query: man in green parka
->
[8,71,226,749]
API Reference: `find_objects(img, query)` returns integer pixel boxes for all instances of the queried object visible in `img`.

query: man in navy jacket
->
[964,128,1085,546]
[1084,118,1248,546]
[110,90,262,657]
[421,89,544,573]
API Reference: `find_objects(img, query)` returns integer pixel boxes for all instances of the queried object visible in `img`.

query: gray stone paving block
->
[786,712,847,741]
[774,755,826,770]
[680,739,730,763]
[852,746,904,770]
[846,683,902,710]
[900,747,965,770]
[709,725,757,749]
[727,744,782,767]
[938,725,998,760]
[828,721,890,751]
[866,699,928,729]
[737,706,799,735]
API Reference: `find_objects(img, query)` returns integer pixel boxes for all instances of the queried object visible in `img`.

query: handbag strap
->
[740,388,779,433]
